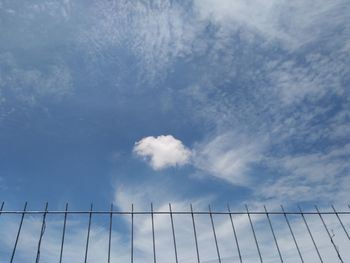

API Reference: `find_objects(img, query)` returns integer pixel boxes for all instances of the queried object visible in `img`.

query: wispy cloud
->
[133,133,264,186]
[268,53,348,105]
[258,143,350,203]
[0,215,128,262]
[0,52,73,120]
[192,133,263,186]
[80,0,197,82]
[194,0,350,50]
[1,0,350,247]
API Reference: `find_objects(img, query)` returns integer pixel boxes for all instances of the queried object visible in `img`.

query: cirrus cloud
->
[133,135,191,170]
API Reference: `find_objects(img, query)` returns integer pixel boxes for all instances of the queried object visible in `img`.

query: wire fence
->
[0,202,350,262]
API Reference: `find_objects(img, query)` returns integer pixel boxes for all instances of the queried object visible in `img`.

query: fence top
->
[1,202,350,214]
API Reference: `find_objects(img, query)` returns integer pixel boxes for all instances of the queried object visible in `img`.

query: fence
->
[0,202,350,262]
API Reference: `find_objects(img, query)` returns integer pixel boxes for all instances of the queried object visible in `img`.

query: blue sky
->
[0,0,350,262]
[0,0,349,211]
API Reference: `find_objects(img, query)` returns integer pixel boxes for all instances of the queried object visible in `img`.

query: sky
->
[0,0,350,262]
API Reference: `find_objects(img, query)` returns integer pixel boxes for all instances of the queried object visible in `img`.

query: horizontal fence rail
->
[0,202,350,263]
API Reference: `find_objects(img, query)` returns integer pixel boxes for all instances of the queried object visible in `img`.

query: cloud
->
[133,133,263,186]
[133,133,264,186]
[113,185,315,263]
[193,133,263,185]
[258,143,350,203]
[268,53,348,106]
[0,215,129,263]
[133,135,191,170]
[0,52,73,121]
[193,0,350,50]
[80,0,196,82]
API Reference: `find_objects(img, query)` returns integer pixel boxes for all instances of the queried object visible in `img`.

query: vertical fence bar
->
[59,203,68,263]
[331,205,350,240]
[298,206,323,263]
[169,203,179,263]
[191,204,201,263]
[131,204,134,263]
[315,206,343,263]
[209,205,222,263]
[35,202,48,263]
[0,201,4,214]
[10,202,27,263]
[281,205,304,263]
[151,203,157,263]
[227,204,243,263]
[246,205,263,263]
[264,205,283,263]
[84,203,93,263]
[108,203,113,263]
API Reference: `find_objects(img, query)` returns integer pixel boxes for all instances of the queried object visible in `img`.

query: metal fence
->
[0,202,350,262]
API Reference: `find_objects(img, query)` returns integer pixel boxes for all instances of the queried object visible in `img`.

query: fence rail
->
[0,202,350,263]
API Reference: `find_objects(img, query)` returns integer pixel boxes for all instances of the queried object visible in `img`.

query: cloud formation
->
[1,0,349,216]
[192,133,262,185]
[80,0,196,82]
[133,133,263,186]
[194,0,350,50]
[258,143,350,203]
[133,135,191,170]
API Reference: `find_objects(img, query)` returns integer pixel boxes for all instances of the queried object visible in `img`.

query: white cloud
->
[80,1,196,82]
[133,133,264,186]
[258,144,350,203]
[0,53,73,104]
[268,53,347,105]
[0,52,73,119]
[193,133,263,185]
[194,0,285,41]
[133,135,191,170]
[193,0,350,50]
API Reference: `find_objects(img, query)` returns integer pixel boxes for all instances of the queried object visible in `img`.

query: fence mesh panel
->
[0,202,349,262]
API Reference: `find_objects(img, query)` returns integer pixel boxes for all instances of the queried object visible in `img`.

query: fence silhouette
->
[0,202,350,262]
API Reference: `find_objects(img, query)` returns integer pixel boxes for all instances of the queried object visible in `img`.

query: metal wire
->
[264,205,283,263]
[10,202,27,263]
[108,203,113,263]
[0,201,4,215]
[1,203,349,262]
[35,202,48,263]
[209,205,222,263]
[1,210,350,215]
[246,204,263,263]
[131,203,134,263]
[84,203,93,263]
[332,205,350,240]
[169,203,179,263]
[151,203,157,263]
[281,205,304,263]
[191,204,201,263]
[59,203,68,263]
[227,204,242,263]
[298,206,323,263]
[315,206,343,263]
